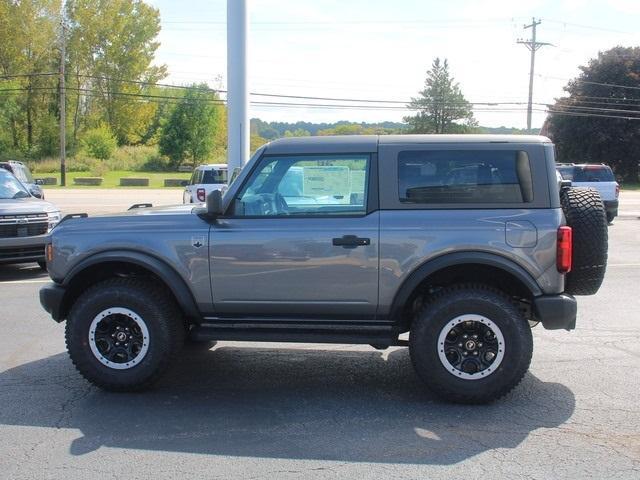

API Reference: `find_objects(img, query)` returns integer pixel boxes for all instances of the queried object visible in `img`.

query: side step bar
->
[190,318,404,347]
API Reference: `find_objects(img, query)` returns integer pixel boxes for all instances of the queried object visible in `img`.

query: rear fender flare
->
[388,251,542,322]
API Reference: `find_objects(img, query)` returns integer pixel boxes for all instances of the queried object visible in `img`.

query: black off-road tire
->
[560,187,608,296]
[65,278,185,391]
[409,285,533,404]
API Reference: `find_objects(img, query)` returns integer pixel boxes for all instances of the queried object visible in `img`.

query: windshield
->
[0,171,31,199]
[17,165,35,184]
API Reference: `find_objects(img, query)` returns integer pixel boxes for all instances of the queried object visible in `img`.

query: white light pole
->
[227,0,249,177]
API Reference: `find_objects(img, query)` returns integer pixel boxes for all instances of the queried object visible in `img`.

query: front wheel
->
[409,285,533,404]
[65,278,185,391]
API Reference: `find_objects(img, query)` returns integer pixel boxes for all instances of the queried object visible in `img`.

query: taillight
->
[46,244,53,262]
[615,184,620,198]
[557,226,573,273]
[196,188,206,202]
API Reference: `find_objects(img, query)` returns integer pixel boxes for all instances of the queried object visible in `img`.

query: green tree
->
[0,0,60,154]
[284,128,311,137]
[82,123,117,160]
[65,0,166,145]
[405,58,475,134]
[547,46,640,182]
[159,84,221,168]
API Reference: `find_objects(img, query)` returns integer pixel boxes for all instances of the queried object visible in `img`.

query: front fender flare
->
[62,250,201,321]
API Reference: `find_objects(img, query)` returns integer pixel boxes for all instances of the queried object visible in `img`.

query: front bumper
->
[533,294,577,330]
[40,283,66,322]
[0,235,48,264]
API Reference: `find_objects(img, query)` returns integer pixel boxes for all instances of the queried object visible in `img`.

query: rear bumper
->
[0,235,48,264]
[533,294,577,330]
[604,199,618,216]
[39,283,66,322]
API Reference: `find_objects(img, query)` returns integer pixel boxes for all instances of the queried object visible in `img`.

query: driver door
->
[209,153,379,317]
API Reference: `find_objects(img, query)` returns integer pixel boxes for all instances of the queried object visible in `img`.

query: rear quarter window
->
[398,150,534,204]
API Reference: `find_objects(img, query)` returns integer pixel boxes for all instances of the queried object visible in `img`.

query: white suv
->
[183,164,228,204]
[557,163,619,223]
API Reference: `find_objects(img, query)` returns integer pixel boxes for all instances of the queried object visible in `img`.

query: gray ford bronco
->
[40,135,608,403]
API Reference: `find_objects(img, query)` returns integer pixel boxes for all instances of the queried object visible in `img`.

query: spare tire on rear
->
[560,187,608,295]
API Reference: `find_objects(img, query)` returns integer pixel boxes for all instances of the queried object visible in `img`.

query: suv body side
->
[43,135,571,337]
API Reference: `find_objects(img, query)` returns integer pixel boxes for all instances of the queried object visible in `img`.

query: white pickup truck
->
[557,163,619,223]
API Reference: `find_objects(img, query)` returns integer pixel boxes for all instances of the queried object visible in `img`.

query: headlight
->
[47,211,61,232]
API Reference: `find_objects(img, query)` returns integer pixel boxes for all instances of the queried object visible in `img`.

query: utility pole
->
[517,18,552,131]
[59,19,66,187]
[227,0,249,179]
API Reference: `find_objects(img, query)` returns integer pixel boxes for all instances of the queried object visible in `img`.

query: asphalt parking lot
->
[0,190,638,479]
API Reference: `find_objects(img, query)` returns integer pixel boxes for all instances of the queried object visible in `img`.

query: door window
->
[234,154,369,216]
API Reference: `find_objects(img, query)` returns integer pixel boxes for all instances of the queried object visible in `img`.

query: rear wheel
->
[409,285,533,404]
[65,278,184,391]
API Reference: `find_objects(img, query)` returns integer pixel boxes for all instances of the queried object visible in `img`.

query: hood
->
[0,197,59,215]
[100,203,198,218]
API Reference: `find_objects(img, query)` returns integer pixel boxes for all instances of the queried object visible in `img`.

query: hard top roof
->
[264,134,551,155]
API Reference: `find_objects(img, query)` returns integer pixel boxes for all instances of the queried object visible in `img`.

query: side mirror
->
[206,189,224,217]
[29,185,43,199]
[35,178,44,185]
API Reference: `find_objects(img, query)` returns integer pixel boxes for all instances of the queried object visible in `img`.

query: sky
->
[147,0,640,129]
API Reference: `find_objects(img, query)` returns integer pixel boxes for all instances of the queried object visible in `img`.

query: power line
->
[540,108,640,121]
[0,72,57,79]
[537,74,640,91]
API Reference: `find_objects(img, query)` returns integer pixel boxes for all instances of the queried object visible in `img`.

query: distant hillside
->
[251,119,539,139]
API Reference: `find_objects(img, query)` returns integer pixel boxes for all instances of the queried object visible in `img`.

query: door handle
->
[332,235,371,248]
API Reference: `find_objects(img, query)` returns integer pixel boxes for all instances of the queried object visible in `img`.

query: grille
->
[0,246,45,261]
[0,213,48,238]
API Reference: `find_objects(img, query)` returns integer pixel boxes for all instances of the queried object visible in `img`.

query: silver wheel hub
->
[437,314,505,380]
[89,307,150,370]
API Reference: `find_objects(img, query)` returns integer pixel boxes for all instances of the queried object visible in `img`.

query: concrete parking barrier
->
[120,177,150,187]
[164,178,187,187]
[37,177,57,185]
[73,177,103,186]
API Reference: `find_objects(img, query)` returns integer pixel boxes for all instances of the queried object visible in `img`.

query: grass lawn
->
[44,171,191,188]
[620,182,640,191]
